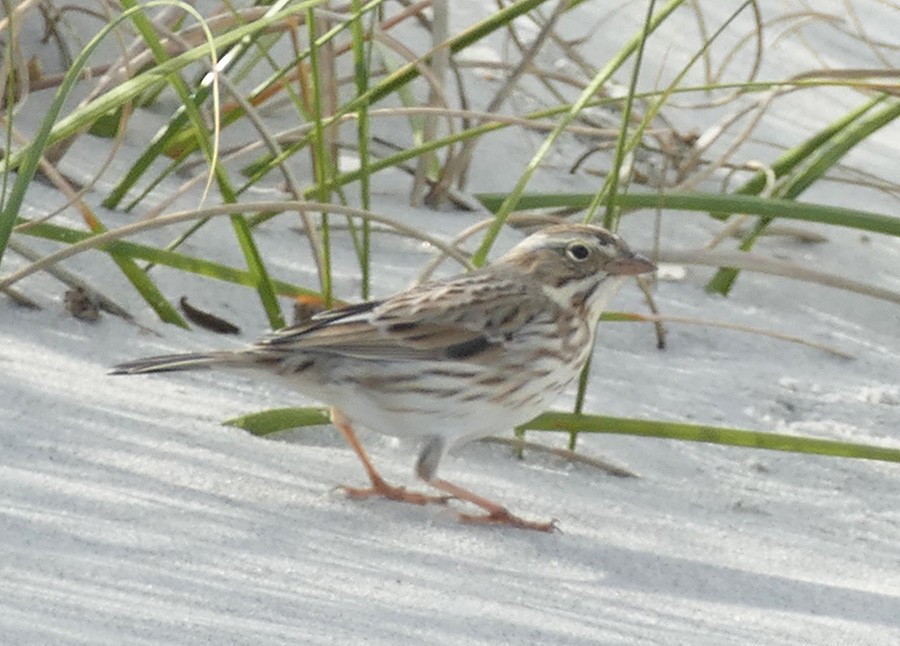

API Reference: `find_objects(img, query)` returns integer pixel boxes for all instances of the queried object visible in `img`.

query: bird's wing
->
[256,270,544,362]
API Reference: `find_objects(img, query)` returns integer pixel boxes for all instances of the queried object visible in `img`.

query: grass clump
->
[1,0,897,461]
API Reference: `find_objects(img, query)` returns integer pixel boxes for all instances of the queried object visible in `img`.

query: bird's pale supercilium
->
[112,224,656,531]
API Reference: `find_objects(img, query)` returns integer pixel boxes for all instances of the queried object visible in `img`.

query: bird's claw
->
[337,482,452,506]
[456,508,560,532]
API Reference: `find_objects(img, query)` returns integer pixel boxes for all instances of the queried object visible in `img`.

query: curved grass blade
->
[18,219,320,298]
[105,1,308,209]
[351,0,373,299]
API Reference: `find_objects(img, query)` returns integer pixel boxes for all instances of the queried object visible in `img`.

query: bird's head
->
[499,223,656,315]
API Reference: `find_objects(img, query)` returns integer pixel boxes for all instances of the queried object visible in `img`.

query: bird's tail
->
[110,351,248,375]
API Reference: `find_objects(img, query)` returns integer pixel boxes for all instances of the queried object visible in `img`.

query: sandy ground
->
[1,2,899,644]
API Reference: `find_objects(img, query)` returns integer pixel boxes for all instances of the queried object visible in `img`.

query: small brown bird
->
[113,224,655,531]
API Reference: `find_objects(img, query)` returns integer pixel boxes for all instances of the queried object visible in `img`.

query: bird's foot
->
[338,479,452,506]
[457,508,559,533]
[428,478,559,532]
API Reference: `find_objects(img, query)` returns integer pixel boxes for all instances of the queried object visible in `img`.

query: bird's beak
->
[605,252,656,276]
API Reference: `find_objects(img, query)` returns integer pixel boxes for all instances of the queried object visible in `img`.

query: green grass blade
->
[351,0,373,299]
[523,411,900,463]
[106,1,324,206]
[0,3,290,327]
[107,250,187,327]
[589,1,755,228]
[228,213,286,329]
[306,8,334,308]
[148,0,368,170]
[599,0,658,231]
[0,0,187,328]
[107,0,214,209]
[222,406,900,464]
[224,407,331,435]
[474,191,900,237]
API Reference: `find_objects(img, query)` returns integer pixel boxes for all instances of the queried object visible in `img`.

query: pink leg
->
[331,408,450,506]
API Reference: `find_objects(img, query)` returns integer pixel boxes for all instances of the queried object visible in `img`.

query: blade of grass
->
[523,411,900,463]
[0,0,15,232]
[351,0,373,299]
[599,0,656,232]
[0,2,291,327]
[137,0,377,179]
[571,3,758,441]
[2,4,321,176]
[656,247,900,305]
[474,191,900,237]
[37,148,188,326]
[589,1,755,226]
[102,244,187,326]
[223,406,900,464]
[306,7,333,308]
[572,0,695,450]
[224,406,331,435]
[104,1,328,207]
[240,75,894,214]
[0,3,195,325]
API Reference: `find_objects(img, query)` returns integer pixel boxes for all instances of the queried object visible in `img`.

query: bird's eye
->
[566,242,591,261]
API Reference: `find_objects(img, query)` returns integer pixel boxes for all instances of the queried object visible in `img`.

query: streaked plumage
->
[112,224,655,530]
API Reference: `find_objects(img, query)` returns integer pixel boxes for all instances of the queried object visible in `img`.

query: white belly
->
[285,333,590,450]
